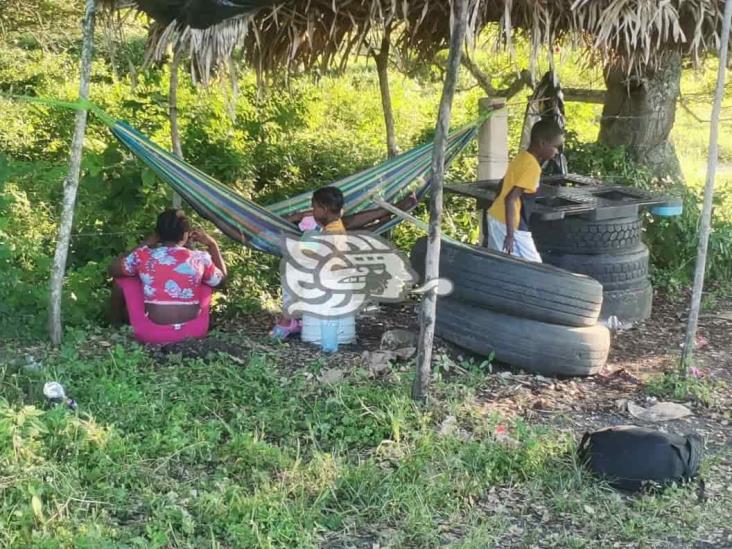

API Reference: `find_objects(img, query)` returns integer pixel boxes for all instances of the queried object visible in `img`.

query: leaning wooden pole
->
[413,0,469,401]
[169,49,184,208]
[680,0,732,367]
[48,0,96,345]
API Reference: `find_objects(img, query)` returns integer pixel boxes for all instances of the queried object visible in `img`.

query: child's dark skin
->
[285,193,417,230]
[503,134,563,254]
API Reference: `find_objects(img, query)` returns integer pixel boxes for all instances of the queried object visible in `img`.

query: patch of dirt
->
[452,291,732,452]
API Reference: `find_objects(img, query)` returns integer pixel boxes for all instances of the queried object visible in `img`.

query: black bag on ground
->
[578,426,703,492]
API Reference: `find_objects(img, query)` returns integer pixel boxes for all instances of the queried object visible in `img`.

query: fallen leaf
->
[31,495,43,522]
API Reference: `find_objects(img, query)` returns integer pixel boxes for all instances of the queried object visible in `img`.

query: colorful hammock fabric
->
[110,117,483,255]
[4,94,489,254]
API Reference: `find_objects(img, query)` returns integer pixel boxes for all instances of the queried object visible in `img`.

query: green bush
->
[2,29,731,341]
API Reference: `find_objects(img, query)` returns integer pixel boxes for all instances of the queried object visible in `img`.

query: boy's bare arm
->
[283,210,310,223]
[503,187,523,254]
[342,193,418,230]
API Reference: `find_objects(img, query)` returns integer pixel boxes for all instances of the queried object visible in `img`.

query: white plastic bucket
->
[301,314,356,345]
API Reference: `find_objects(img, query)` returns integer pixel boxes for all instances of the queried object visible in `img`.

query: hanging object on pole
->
[519,70,567,176]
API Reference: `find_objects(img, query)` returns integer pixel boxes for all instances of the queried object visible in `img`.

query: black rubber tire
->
[436,298,610,376]
[600,281,653,324]
[540,245,650,291]
[410,237,603,328]
[531,216,643,255]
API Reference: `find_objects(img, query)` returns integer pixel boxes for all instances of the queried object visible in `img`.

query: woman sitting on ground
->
[109,209,227,326]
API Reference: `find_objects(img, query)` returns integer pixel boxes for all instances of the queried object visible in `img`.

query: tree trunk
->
[599,53,683,180]
[413,0,468,402]
[373,30,399,158]
[169,50,184,208]
[681,0,732,367]
[48,0,96,345]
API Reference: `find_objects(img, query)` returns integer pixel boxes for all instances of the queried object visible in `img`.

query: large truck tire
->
[435,298,610,376]
[411,237,603,328]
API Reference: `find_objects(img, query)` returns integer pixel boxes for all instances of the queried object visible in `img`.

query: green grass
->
[1,333,729,547]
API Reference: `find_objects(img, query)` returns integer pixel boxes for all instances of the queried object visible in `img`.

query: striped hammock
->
[3,95,489,255]
[110,117,482,255]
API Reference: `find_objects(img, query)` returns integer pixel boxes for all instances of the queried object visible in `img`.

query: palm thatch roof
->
[104,0,726,81]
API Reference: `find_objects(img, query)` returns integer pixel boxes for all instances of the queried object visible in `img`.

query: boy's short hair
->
[530,119,563,146]
[312,186,344,213]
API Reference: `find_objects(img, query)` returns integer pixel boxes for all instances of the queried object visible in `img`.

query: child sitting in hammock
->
[270,187,417,339]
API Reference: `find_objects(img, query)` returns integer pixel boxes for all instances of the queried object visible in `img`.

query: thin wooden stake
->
[680,0,732,368]
[169,49,184,208]
[413,0,469,402]
[48,0,96,345]
[373,28,399,158]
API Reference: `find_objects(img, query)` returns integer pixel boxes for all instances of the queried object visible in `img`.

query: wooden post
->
[374,28,398,158]
[477,97,508,245]
[412,0,468,402]
[169,49,184,208]
[48,0,96,345]
[680,0,732,367]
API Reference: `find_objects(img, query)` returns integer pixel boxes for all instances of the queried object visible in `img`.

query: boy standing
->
[486,119,563,262]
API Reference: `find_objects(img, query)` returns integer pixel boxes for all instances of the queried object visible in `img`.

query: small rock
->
[438,415,458,437]
[494,431,520,448]
[23,355,42,372]
[318,368,344,385]
[394,346,416,360]
[380,329,418,350]
[615,398,629,411]
[628,401,692,422]
[362,350,396,376]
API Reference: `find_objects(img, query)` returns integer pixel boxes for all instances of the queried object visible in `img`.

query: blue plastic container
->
[320,319,340,353]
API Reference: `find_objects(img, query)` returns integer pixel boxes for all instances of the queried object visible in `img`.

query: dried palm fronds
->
[101,0,726,81]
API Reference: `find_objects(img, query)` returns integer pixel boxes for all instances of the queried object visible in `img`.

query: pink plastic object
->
[298,215,319,232]
[115,277,212,345]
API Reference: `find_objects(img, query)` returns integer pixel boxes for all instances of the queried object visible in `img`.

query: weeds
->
[0,337,728,546]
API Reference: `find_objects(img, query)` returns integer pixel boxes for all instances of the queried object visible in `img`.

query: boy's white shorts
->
[486,214,542,263]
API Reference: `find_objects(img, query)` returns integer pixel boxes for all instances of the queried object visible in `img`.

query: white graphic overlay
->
[280,232,453,319]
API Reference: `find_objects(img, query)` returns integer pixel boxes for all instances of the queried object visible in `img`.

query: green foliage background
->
[1,11,731,340]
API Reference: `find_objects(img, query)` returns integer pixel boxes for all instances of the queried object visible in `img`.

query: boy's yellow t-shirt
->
[487,150,541,231]
[322,219,346,234]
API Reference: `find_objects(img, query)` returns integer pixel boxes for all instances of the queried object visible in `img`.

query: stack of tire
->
[530,215,652,324]
[410,237,610,377]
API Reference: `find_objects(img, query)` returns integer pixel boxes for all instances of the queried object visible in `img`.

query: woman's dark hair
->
[312,186,344,213]
[156,209,191,243]
[530,119,563,145]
